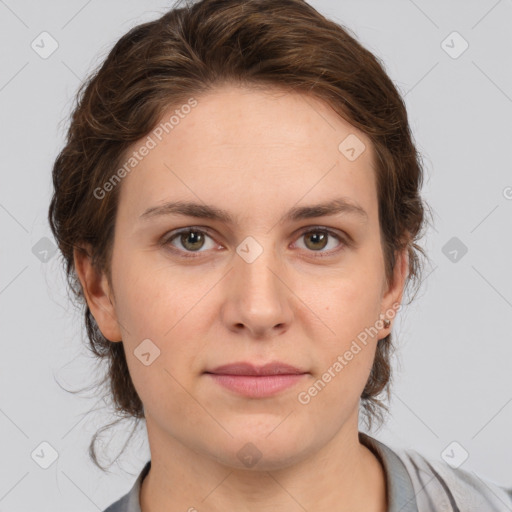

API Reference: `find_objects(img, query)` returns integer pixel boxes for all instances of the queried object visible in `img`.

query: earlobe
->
[73,244,123,343]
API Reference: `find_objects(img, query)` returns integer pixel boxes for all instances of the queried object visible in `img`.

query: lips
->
[205,361,307,376]
[204,362,309,398]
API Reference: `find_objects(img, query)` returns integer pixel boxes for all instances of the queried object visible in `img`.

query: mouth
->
[204,361,309,398]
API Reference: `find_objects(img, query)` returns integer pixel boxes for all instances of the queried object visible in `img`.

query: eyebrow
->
[139,197,368,225]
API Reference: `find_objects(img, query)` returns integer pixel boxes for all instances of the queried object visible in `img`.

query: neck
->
[140,417,387,512]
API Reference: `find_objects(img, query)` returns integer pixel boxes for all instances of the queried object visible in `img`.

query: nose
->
[220,242,293,339]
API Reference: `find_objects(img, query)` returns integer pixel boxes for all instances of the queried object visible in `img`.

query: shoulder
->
[101,460,151,512]
[392,445,512,511]
[102,493,130,512]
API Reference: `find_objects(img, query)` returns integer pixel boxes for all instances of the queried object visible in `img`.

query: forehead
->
[116,84,378,226]
[159,84,371,155]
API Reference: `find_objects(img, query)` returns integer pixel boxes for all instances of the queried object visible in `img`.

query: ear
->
[73,244,123,343]
[378,245,410,337]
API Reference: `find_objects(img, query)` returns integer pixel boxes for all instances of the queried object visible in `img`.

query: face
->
[77,84,407,470]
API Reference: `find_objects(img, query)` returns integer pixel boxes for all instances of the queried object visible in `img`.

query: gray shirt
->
[103,432,512,511]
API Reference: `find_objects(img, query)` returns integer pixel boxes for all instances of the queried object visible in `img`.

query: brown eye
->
[163,228,217,255]
[295,228,345,256]
[179,230,205,251]
[303,231,329,251]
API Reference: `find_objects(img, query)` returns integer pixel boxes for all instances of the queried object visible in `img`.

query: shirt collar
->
[359,432,419,512]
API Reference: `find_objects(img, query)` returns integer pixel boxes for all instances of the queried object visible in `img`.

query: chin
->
[205,429,314,472]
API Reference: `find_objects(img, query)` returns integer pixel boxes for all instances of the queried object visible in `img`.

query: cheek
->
[316,269,383,335]
[301,285,380,417]
[111,252,213,392]
[304,261,383,387]
[112,249,204,338]
[112,257,204,416]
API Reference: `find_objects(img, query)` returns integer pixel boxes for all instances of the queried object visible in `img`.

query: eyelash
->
[160,226,349,259]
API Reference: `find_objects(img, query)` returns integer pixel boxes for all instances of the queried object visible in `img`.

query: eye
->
[293,227,346,256]
[161,226,347,259]
[162,227,217,256]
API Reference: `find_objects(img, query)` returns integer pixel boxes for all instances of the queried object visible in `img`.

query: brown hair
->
[48,0,431,470]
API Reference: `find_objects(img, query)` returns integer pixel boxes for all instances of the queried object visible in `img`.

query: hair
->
[48,0,432,471]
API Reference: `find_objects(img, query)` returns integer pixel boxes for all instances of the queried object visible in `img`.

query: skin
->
[75,84,409,512]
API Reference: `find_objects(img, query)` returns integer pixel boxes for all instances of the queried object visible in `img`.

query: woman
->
[48,0,512,510]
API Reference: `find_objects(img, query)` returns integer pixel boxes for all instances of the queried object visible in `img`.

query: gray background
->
[0,0,511,510]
